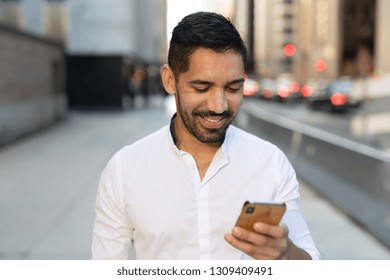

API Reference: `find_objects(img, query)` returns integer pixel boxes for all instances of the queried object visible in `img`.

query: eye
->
[227,85,242,93]
[228,87,240,93]
[194,87,210,93]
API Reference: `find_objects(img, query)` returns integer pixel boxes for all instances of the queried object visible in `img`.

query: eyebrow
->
[226,78,245,86]
[188,80,213,86]
[188,78,245,87]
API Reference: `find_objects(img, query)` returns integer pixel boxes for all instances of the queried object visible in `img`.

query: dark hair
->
[168,12,247,78]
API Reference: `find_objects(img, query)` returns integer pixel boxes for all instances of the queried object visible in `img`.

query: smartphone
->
[235,201,286,231]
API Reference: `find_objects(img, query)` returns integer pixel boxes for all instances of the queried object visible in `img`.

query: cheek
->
[181,93,207,110]
[177,92,201,112]
[228,94,243,111]
[178,90,243,113]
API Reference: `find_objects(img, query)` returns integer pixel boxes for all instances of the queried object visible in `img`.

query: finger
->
[253,222,289,239]
[231,227,269,246]
[224,233,260,255]
[231,226,286,250]
[224,233,284,260]
[229,224,289,251]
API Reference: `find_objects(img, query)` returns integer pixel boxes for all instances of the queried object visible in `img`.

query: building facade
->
[0,0,67,146]
[235,0,386,83]
[66,0,167,108]
[0,0,168,146]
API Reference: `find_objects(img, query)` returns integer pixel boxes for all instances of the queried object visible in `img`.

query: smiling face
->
[162,48,245,145]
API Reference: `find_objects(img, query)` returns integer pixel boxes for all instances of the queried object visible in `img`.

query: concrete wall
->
[0,24,66,146]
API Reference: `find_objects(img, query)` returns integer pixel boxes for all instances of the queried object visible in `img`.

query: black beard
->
[176,92,234,143]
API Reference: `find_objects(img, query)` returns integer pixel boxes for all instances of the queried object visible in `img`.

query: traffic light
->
[281,0,295,72]
[283,43,296,57]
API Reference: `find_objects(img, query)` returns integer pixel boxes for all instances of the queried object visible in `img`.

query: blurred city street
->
[1,0,390,264]
[0,95,389,260]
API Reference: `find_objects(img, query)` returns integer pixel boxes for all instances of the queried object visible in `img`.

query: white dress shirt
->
[92,123,320,260]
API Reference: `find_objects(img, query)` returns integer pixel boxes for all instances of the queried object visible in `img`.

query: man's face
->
[174,48,245,143]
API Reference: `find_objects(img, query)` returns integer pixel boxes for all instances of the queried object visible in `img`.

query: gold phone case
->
[235,201,286,231]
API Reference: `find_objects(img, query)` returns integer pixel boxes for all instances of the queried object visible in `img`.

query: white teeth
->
[206,118,220,123]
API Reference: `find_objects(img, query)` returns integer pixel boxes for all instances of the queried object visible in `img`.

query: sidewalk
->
[299,180,390,259]
[0,96,389,259]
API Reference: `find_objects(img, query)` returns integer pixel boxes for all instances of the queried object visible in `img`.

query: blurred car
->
[301,78,330,100]
[243,76,260,97]
[274,74,302,102]
[258,78,277,100]
[306,77,361,112]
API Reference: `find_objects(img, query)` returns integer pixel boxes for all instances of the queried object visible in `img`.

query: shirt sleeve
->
[275,149,321,260]
[282,205,321,260]
[91,154,133,259]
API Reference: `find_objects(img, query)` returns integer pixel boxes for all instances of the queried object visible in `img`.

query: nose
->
[207,89,228,114]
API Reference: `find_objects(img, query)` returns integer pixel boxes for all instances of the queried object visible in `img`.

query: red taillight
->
[278,85,290,98]
[262,89,273,99]
[331,92,347,106]
[244,85,255,96]
[243,80,259,96]
[290,82,300,93]
[301,85,313,97]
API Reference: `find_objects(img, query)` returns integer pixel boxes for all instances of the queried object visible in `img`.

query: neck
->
[176,120,219,180]
[172,117,221,156]
[171,116,225,180]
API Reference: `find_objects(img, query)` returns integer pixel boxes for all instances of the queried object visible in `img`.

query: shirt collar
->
[169,113,178,145]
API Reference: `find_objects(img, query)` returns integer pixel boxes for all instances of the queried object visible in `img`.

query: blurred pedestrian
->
[139,65,150,107]
[121,64,136,108]
[92,12,320,260]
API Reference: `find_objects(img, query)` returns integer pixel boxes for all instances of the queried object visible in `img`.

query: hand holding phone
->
[235,201,286,231]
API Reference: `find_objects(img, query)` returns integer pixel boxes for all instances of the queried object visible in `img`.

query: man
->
[92,12,320,260]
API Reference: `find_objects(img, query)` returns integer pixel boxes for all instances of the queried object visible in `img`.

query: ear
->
[161,64,177,95]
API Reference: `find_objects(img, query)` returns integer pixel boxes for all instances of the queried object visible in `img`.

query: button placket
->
[197,182,211,259]
[179,148,229,259]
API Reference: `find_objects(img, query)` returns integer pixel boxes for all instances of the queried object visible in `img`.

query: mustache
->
[194,110,233,118]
